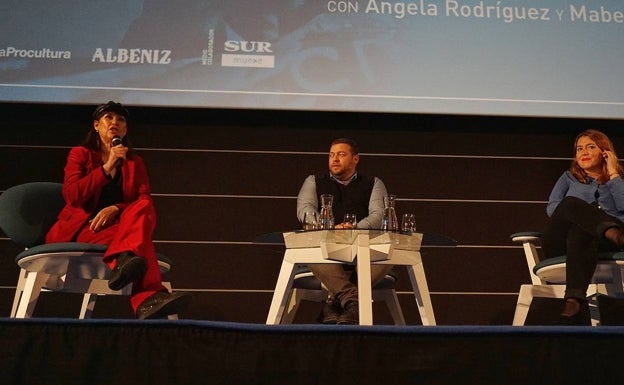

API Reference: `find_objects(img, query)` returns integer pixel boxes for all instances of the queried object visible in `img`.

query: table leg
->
[357,233,373,325]
[266,256,296,325]
[406,262,436,326]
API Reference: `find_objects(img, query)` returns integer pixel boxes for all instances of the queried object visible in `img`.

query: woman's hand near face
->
[603,150,620,178]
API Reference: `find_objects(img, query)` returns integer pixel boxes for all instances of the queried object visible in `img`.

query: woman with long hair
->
[542,129,624,325]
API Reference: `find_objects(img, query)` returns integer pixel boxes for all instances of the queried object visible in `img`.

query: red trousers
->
[75,199,166,312]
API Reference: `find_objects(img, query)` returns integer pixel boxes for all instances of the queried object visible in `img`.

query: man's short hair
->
[331,138,359,155]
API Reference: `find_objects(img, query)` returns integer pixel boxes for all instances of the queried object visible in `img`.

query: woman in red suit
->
[45,101,191,319]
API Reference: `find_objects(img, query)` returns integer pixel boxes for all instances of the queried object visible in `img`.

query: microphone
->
[111,135,123,166]
[111,135,123,147]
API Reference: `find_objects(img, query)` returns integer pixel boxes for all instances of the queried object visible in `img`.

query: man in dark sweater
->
[296,138,391,324]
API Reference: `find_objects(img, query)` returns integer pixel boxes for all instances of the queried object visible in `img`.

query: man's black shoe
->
[317,298,342,324]
[337,301,359,325]
[108,252,148,291]
[136,291,192,320]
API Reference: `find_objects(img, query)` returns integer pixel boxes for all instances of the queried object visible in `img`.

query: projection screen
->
[1,0,623,118]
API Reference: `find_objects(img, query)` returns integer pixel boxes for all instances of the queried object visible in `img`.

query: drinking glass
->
[302,211,319,230]
[343,213,357,228]
[401,213,416,233]
[320,194,334,208]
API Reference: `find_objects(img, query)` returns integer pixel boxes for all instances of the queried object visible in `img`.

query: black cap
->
[92,101,129,121]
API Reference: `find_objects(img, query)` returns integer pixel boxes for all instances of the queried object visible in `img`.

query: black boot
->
[337,301,359,325]
[604,226,624,249]
[108,252,147,291]
[317,297,341,324]
[556,298,591,326]
[136,291,192,320]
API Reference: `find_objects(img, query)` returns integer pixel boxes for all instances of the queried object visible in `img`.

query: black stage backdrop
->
[1,102,624,326]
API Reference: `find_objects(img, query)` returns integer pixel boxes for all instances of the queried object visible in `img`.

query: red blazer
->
[46,146,153,243]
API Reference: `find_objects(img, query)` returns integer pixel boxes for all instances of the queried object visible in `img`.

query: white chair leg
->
[513,284,535,326]
[585,284,603,326]
[513,284,566,326]
[284,288,336,324]
[514,284,609,326]
[281,288,302,324]
[11,268,29,317]
[15,271,49,318]
[79,293,97,319]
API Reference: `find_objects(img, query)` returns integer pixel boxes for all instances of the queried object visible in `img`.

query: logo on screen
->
[221,40,274,68]
[201,29,215,66]
[0,47,71,60]
[224,41,273,54]
[91,48,172,64]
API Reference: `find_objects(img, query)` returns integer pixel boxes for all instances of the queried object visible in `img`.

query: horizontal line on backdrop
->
[74,288,518,296]
[426,291,519,296]
[144,148,572,161]
[456,245,521,249]
[0,186,549,204]
[0,144,571,161]
[153,240,255,245]
[175,288,275,293]
[151,193,548,205]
